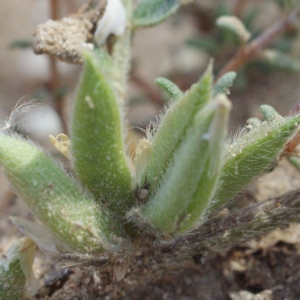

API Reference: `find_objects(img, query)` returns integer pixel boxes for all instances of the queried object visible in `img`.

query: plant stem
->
[215,9,299,83]
[111,0,133,102]
[49,0,59,91]
[130,72,164,106]
[233,0,249,17]
[48,0,67,132]
[50,0,59,19]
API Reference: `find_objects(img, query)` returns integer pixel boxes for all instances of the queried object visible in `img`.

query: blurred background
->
[1,0,300,141]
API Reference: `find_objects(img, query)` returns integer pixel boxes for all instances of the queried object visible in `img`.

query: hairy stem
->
[111,0,133,102]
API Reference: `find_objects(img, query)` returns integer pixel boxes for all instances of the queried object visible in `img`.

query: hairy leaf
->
[155,77,183,100]
[71,51,133,216]
[214,72,236,95]
[132,0,180,27]
[142,96,230,234]
[0,134,128,253]
[0,260,25,300]
[180,96,231,232]
[261,49,300,72]
[0,238,37,299]
[137,63,213,195]
[216,16,251,43]
[213,114,300,208]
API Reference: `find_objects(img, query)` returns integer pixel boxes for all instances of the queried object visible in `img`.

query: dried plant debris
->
[33,17,93,64]
[33,2,106,64]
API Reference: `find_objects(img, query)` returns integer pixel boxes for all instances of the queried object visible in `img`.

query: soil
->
[2,1,300,299]
[34,243,300,300]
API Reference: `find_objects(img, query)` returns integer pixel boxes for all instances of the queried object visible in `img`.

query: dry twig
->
[215,9,299,83]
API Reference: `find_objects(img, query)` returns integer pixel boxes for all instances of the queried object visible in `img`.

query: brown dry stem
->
[215,9,299,83]
[48,0,67,132]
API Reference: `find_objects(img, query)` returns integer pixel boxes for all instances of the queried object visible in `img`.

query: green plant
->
[1,0,300,298]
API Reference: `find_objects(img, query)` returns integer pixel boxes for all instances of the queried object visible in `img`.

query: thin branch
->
[215,9,299,83]
[130,72,164,106]
[50,0,59,19]
[233,0,248,17]
[48,0,68,133]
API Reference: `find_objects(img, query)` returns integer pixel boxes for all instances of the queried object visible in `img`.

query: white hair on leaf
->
[0,98,63,148]
[0,97,44,135]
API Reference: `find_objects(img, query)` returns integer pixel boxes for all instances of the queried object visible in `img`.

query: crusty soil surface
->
[21,234,300,299]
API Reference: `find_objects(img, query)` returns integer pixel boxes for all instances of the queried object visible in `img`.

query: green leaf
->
[0,134,128,253]
[155,77,183,100]
[216,16,251,43]
[186,38,219,54]
[180,95,231,232]
[213,72,236,95]
[8,39,33,49]
[141,96,230,234]
[0,260,25,300]
[246,117,262,126]
[261,49,300,72]
[93,47,113,76]
[71,51,133,216]
[132,0,180,27]
[213,114,300,209]
[260,105,282,122]
[288,155,300,171]
[0,238,37,299]
[136,63,213,195]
